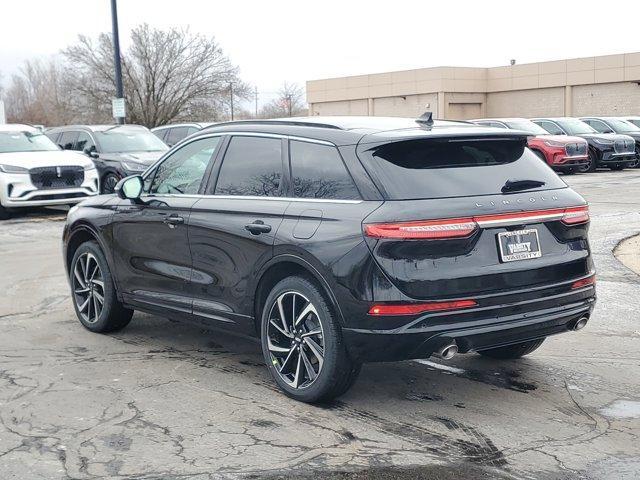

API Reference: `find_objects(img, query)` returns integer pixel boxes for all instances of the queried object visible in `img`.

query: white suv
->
[0,124,99,219]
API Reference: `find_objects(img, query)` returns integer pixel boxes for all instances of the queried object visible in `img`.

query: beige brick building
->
[306,53,640,120]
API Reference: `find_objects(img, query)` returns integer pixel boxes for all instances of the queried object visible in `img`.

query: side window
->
[490,122,508,129]
[186,127,199,136]
[76,132,95,152]
[536,121,564,135]
[290,140,360,200]
[214,136,282,197]
[149,137,220,195]
[152,129,168,142]
[165,127,189,146]
[59,131,79,150]
[589,120,611,133]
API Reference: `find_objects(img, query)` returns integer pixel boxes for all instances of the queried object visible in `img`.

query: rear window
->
[360,138,566,200]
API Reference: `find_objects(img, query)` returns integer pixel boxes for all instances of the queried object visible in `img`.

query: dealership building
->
[306,52,640,120]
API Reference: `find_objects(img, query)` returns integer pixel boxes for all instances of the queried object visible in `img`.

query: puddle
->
[599,400,640,419]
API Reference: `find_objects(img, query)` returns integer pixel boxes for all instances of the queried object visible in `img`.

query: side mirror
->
[115,175,143,200]
[84,146,99,158]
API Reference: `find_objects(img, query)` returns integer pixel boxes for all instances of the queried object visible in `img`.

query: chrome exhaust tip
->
[573,316,589,331]
[435,343,458,360]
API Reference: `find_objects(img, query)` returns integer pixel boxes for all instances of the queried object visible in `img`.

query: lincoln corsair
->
[1,124,98,220]
[470,118,588,174]
[63,115,596,402]
[579,117,640,168]
[532,117,636,172]
[46,125,168,194]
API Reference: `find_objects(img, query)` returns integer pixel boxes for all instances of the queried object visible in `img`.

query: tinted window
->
[359,137,566,200]
[214,136,282,197]
[149,137,220,195]
[59,131,79,150]
[186,126,200,136]
[535,121,564,135]
[165,127,189,146]
[290,140,360,200]
[152,129,168,142]
[76,132,95,152]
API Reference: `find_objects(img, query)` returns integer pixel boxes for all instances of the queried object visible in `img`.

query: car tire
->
[101,173,120,194]
[0,202,10,220]
[532,150,547,164]
[633,147,640,168]
[70,241,133,333]
[477,338,545,359]
[260,275,360,403]
[578,150,597,173]
[562,167,575,175]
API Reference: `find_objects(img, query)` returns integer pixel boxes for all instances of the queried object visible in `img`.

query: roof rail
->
[202,119,343,131]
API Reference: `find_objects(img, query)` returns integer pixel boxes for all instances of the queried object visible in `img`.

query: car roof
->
[199,116,526,146]
[0,124,39,133]
[531,117,579,122]
[46,124,149,133]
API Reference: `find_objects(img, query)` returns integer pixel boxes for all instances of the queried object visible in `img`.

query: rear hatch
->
[358,132,592,300]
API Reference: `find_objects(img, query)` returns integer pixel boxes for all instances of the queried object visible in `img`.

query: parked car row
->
[471,116,640,173]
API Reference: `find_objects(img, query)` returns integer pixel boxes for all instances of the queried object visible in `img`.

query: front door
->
[188,135,289,333]
[110,136,223,315]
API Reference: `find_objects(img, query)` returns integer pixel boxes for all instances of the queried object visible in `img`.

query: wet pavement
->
[1,171,639,479]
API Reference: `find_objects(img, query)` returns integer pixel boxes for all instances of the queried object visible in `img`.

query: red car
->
[471,118,589,174]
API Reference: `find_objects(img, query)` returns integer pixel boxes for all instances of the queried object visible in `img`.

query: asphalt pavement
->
[1,170,639,479]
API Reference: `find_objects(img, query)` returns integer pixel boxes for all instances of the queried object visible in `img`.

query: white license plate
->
[498,229,542,262]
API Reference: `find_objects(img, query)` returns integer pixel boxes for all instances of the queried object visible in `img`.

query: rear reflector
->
[365,205,589,239]
[571,275,596,290]
[368,299,478,316]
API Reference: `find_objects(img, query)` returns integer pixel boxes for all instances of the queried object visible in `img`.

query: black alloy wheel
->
[102,173,120,194]
[261,276,361,403]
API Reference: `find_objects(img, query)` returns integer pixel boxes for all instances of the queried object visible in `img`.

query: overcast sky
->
[1,0,639,107]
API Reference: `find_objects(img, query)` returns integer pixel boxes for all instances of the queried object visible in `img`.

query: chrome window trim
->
[141,131,360,203]
[142,193,363,204]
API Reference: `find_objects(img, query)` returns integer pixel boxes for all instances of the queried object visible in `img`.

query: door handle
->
[163,215,185,228]
[245,220,272,235]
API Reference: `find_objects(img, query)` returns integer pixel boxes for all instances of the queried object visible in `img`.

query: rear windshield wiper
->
[501,179,546,193]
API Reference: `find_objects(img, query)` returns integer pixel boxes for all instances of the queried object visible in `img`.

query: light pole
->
[111,0,125,124]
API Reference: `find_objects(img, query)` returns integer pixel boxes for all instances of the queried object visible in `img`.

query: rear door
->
[357,135,591,300]
[188,134,289,333]
[110,136,222,314]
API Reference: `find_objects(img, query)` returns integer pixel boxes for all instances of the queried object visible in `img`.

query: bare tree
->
[62,24,248,127]
[260,82,307,118]
[3,59,76,126]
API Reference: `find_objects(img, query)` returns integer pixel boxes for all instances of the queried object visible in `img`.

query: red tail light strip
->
[364,206,589,239]
[571,274,596,290]
[368,299,478,316]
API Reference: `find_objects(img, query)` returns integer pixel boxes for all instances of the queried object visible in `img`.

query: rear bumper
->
[343,285,596,362]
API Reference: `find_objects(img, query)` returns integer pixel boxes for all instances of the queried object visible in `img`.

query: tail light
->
[561,206,590,225]
[368,299,478,316]
[365,205,589,239]
[571,274,596,290]
[364,218,477,239]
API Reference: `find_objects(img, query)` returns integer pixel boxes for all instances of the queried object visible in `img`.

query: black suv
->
[579,117,640,168]
[151,122,216,147]
[46,125,168,193]
[62,115,596,403]
[532,117,636,172]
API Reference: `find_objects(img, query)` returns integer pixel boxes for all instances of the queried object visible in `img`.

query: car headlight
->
[593,138,614,145]
[0,164,29,174]
[121,161,147,172]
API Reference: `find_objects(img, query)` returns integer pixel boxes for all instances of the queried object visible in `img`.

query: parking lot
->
[1,170,639,480]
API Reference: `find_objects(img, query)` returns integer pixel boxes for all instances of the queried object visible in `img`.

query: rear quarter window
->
[359,137,566,200]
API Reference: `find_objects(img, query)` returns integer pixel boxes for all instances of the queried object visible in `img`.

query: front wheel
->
[261,276,360,403]
[70,241,133,332]
[0,202,10,220]
[578,150,597,173]
[101,173,120,194]
[477,338,545,359]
